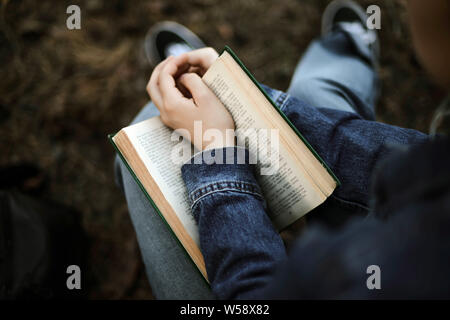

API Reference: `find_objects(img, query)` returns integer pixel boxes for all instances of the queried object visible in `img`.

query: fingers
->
[172,47,218,75]
[147,57,172,109]
[147,48,217,117]
[178,73,212,105]
[187,66,202,76]
[147,47,218,107]
[159,59,185,105]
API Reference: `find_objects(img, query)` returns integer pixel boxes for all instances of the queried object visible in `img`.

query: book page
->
[123,117,200,245]
[203,54,324,230]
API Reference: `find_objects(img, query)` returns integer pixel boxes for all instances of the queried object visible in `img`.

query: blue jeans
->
[114,30,379,299]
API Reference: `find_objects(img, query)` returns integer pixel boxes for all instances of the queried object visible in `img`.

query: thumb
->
[178,73,213,106]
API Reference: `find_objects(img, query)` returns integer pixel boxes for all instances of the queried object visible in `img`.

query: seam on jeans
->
[189,180,263,209]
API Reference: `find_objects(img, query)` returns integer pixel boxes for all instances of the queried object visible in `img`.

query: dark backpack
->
[0,164,86,299]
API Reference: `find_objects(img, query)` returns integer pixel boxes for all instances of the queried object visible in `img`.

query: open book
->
[110,47,339,281]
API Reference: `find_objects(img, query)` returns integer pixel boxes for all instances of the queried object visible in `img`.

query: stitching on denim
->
[189,180,263,209]
[189,180,262,202]
[276,92,290,111]
[191,188,264,211]
[275,91,284,106]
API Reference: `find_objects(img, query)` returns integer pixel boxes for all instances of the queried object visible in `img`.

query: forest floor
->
[0,0,445,298]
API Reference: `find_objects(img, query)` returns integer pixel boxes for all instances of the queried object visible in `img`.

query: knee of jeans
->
[288,78,329,106]
[288,77,355,112]
[114,156,124,191]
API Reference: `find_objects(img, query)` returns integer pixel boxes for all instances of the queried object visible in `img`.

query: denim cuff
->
[181,146,263,209]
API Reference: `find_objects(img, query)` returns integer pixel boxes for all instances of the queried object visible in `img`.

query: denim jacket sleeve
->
[181,147,287,299]
[181,86,429,299]
[268,86,429,209]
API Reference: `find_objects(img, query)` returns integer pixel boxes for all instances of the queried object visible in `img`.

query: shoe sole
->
[321,0,368,36]
[144,21,206,67]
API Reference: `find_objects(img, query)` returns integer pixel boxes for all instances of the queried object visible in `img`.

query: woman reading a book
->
[115,0,450,299]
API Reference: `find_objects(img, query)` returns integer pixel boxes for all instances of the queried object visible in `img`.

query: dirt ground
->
[0,0,445,299]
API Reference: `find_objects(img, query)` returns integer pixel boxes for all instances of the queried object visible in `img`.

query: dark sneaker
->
[144,21,206,67]
[321,0,379,60]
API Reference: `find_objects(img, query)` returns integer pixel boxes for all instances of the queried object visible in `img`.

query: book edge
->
[108,133,210,285]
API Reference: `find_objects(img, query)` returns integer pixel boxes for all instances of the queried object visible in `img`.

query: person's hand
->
[146,48,235,151]
[173,47,219,77]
